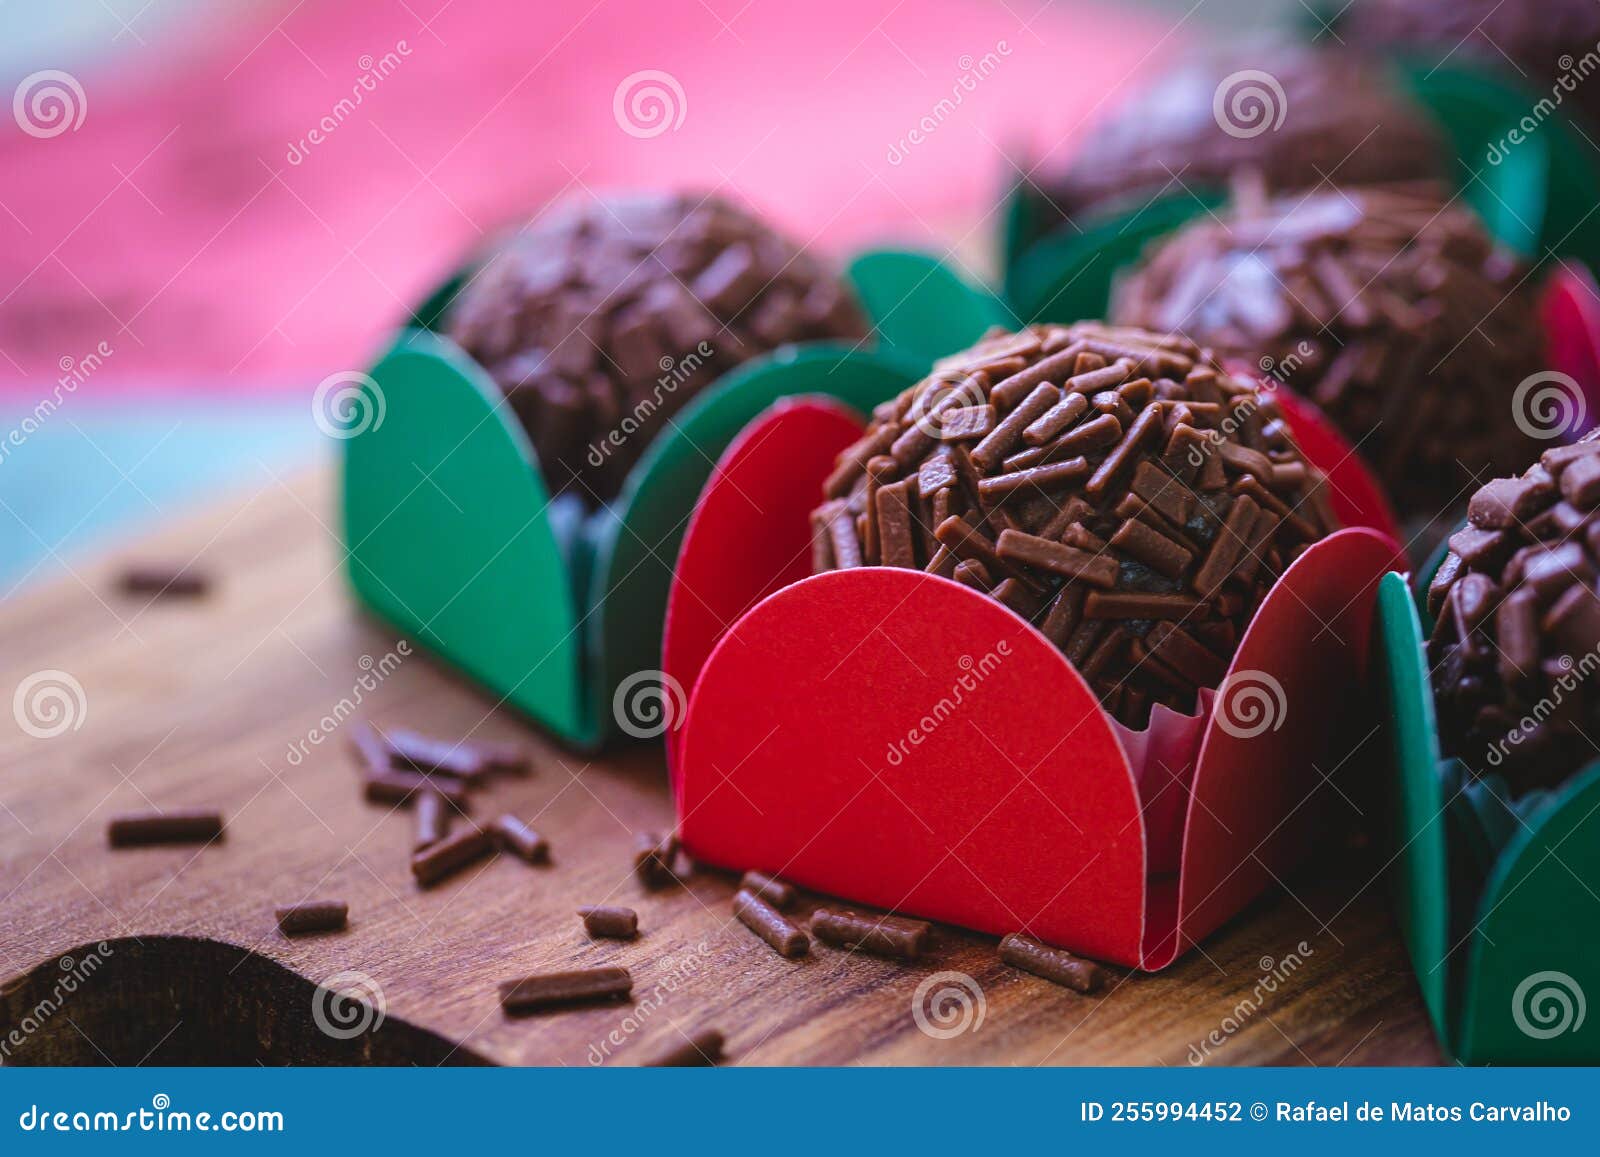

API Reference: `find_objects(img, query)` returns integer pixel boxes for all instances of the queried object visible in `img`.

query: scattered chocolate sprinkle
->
[473,740,532,776]
[384,728,489,779]
[999,932,1108,993]
[810,907,931,960]
[349,722,392,773]
[491,814,550,864]
[275,900,349,936]
[107,809,224,848]
[733,888,809,958]
[739,869,796,910]
[579,905,639,939]
[633,831,679,888]
[500,967,633,1014]
[410,826,495,887]
[364,768,468,808]
[117,564,208,599]
[643,1028,726,1067]
[414,789,451,851]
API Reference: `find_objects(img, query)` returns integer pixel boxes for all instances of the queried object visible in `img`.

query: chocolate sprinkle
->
[275,901,349,936]
[1428,433,1600,792]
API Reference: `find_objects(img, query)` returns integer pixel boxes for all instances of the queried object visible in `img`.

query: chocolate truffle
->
[1346,0,1600,132]
[1022,44,1447,240]
[810,322,1338,727]
[1110,185,1543,517]
[447,192,869,502]
[1427,434,1600,791]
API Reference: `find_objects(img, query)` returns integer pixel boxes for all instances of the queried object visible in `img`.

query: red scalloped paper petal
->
[1152,526,1406,967]
[677,567,1147,965]
[1540,264,1600,440]
[662,396,865,771]
[1273,388,1403,544]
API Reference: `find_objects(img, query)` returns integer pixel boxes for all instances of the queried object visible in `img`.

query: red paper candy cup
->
[665,395,1404,968]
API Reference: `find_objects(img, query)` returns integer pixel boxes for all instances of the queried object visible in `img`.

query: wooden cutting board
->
[0,466,1441,1066]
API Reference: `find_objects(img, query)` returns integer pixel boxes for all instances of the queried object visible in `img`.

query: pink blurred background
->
[0,0,1177,390]
[1,0,1246,587]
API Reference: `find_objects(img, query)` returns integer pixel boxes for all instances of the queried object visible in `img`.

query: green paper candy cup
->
[1377,565,1600,1064]
[339,248,1005,748]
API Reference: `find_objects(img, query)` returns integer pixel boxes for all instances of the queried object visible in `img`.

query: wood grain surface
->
[0,466,1442,1066]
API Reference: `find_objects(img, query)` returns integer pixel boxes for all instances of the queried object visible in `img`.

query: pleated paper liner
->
[1377,556,1600,1063]
[999,57,1600,321]
[664,382,1404,968]
[340,247,1004,747]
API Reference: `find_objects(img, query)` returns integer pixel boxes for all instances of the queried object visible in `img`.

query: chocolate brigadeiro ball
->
[1022,44,1447,239]
[811,322,1338,728]
[446,192,869,503]
[1111,185,1543,518]
[1427,434,1600,792]
[1346,0,1600,132]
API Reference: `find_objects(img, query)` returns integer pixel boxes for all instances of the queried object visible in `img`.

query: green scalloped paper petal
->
[1396,59,1549,259]
[1457,761,1600,1064]
[1376,571,1454,1048]
[846,249,1011,367]
[1455,771,1527,870]
[1521,89,1600,269]
[1006,188,1225,326]
[342,329,590,744]
[590,343,924,741]
[409,264,470,334]
[1000,177,1042,288]
[1290,0,1346,40]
